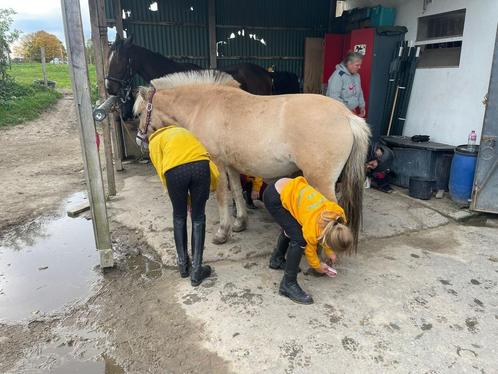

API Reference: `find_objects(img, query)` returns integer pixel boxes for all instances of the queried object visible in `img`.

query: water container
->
[449,145,479,205]
[409,177,436,200]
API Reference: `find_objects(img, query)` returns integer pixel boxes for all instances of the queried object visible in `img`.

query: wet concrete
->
[0,193,99,323]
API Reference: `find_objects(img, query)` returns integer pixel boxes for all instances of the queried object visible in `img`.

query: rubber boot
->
[190,218,212,287]
[243,181,257,210]
[279,242,313,304]
[173,217,189,278]
[269,232,290,270]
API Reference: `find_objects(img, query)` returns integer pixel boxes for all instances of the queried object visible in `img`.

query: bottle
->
[468,130,477,151]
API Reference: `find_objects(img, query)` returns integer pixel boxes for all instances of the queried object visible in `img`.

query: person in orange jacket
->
[263,176,353,304]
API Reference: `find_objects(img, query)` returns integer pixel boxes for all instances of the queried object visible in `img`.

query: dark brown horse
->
[105,34,272,98]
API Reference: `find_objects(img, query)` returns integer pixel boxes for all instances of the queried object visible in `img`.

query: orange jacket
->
[280,177,346,269]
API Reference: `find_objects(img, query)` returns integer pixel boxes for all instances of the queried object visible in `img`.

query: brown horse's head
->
[106,34,134,96]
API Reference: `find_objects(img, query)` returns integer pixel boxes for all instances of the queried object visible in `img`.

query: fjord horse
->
[133,70,370,251]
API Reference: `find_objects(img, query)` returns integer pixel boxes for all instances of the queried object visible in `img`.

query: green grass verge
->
[1,63,98,127]
[9,63,96,89]
[0,86,62,127]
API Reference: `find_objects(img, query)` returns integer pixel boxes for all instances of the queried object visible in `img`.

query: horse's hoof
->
[212,232,228,245]
[232,218,247,232]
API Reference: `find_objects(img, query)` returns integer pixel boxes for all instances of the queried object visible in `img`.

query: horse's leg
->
[212,163,231,245]
[226,166,248,232]
[301,161,343,203]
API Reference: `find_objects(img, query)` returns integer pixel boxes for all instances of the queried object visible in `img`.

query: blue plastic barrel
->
[449,145,479,204]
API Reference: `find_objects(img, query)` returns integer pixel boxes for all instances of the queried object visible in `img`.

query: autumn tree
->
[18,31,66,62]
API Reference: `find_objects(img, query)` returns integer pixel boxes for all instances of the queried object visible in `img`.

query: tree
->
[0,8,20,80]
[17,31,66,62]
[85,39,94,65]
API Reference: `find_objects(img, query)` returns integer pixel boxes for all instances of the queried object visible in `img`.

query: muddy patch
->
[0,193,99,323]
[402,231,459,254]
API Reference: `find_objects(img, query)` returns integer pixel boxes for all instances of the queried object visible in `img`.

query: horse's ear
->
[138,86,149,100]
[123,35,134,48]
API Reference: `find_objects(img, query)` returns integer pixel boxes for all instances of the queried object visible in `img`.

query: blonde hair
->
[318,211,354,254]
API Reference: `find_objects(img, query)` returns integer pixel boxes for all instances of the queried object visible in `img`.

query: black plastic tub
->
[409,177,436,200]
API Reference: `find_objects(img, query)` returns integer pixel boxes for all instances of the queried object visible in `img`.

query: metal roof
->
[106,0,331,76]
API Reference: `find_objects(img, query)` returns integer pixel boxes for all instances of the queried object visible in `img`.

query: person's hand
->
[317,263,330,273]
[326,251,337,264]
[359,107,366,118]
[251,190,259,201]
[366,160,378,170]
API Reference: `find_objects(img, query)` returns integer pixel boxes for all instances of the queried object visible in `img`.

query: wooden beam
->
[89,0,119,193]
[208,0,217,68]
[113,0,124,37]
[40,47,48,87]
[96,0,124,170]
[60,0,113,268]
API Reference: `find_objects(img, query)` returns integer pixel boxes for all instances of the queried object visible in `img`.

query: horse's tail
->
[339,114,371,252]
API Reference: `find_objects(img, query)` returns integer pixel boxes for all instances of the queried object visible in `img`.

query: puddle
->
[0,192,100,323]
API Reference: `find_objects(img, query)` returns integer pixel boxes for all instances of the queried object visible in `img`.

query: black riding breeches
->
[165,160,210,221]
[262,183,306,248]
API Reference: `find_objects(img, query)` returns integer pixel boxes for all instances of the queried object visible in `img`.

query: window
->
[416,9,466,68]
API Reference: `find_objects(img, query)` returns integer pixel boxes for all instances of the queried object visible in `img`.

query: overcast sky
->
[0,0,106,45]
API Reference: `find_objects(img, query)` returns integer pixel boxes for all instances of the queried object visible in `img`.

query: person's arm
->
[326,73,343,101]
[358,79,366,117]
[323,247,337,263]
[304,243,321,269]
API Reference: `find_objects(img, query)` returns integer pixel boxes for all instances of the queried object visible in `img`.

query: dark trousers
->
[262,183,306,248]
[165,160,210,221]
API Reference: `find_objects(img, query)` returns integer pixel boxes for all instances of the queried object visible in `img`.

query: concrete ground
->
[109,163,498,373]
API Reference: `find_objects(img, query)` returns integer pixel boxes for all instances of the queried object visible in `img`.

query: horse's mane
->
[151,70,239,90]
[134,70,240,115]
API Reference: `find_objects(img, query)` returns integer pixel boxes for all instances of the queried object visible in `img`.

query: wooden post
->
[96,0,125,171]
[113,0,124,37]
[89,0,121,194]
[60,0,114,268]
[40,47,48,87]
[208,0,217,68]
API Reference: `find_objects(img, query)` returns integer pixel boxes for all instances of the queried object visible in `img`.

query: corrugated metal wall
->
[106,0,331,77]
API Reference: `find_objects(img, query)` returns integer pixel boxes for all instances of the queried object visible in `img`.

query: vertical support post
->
[89,0,120,195]
[113,0,124,37]
[60,0,114,268]
[40,47,48,87]
[208,0,217,69]
[96,0,124,171]
[328,0,338,31]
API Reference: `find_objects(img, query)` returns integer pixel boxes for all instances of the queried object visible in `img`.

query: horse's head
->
[106,34,134,96]
[133,86,167,150]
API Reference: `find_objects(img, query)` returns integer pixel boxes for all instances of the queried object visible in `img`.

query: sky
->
[0,0,115,49]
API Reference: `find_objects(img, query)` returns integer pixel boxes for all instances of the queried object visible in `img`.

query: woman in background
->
[326,52,366,118]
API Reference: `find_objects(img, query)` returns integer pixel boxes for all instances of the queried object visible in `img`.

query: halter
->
[136,88,156,150]
[106,58,134,103]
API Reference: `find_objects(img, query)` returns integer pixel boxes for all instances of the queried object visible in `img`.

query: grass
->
[9,62,97,89]
[0,86,62,127]
[0,63,98,127]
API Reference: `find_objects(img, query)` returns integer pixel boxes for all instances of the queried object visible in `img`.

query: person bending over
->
[263,176,353,304]
[149,125,219,286]
[366,143,394,193]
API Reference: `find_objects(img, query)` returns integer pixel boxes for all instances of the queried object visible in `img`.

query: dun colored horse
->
[134,70,370,250]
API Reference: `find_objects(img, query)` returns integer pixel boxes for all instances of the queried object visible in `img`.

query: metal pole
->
[208,0,217,68]
[40,47,48,87]
[60,0,114,268]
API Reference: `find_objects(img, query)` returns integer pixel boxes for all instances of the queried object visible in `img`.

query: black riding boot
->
[191,218,212,287]
[173,217,189,278]
[269,232,290,270]
[243,181,257,210]
[279,242,313,304]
